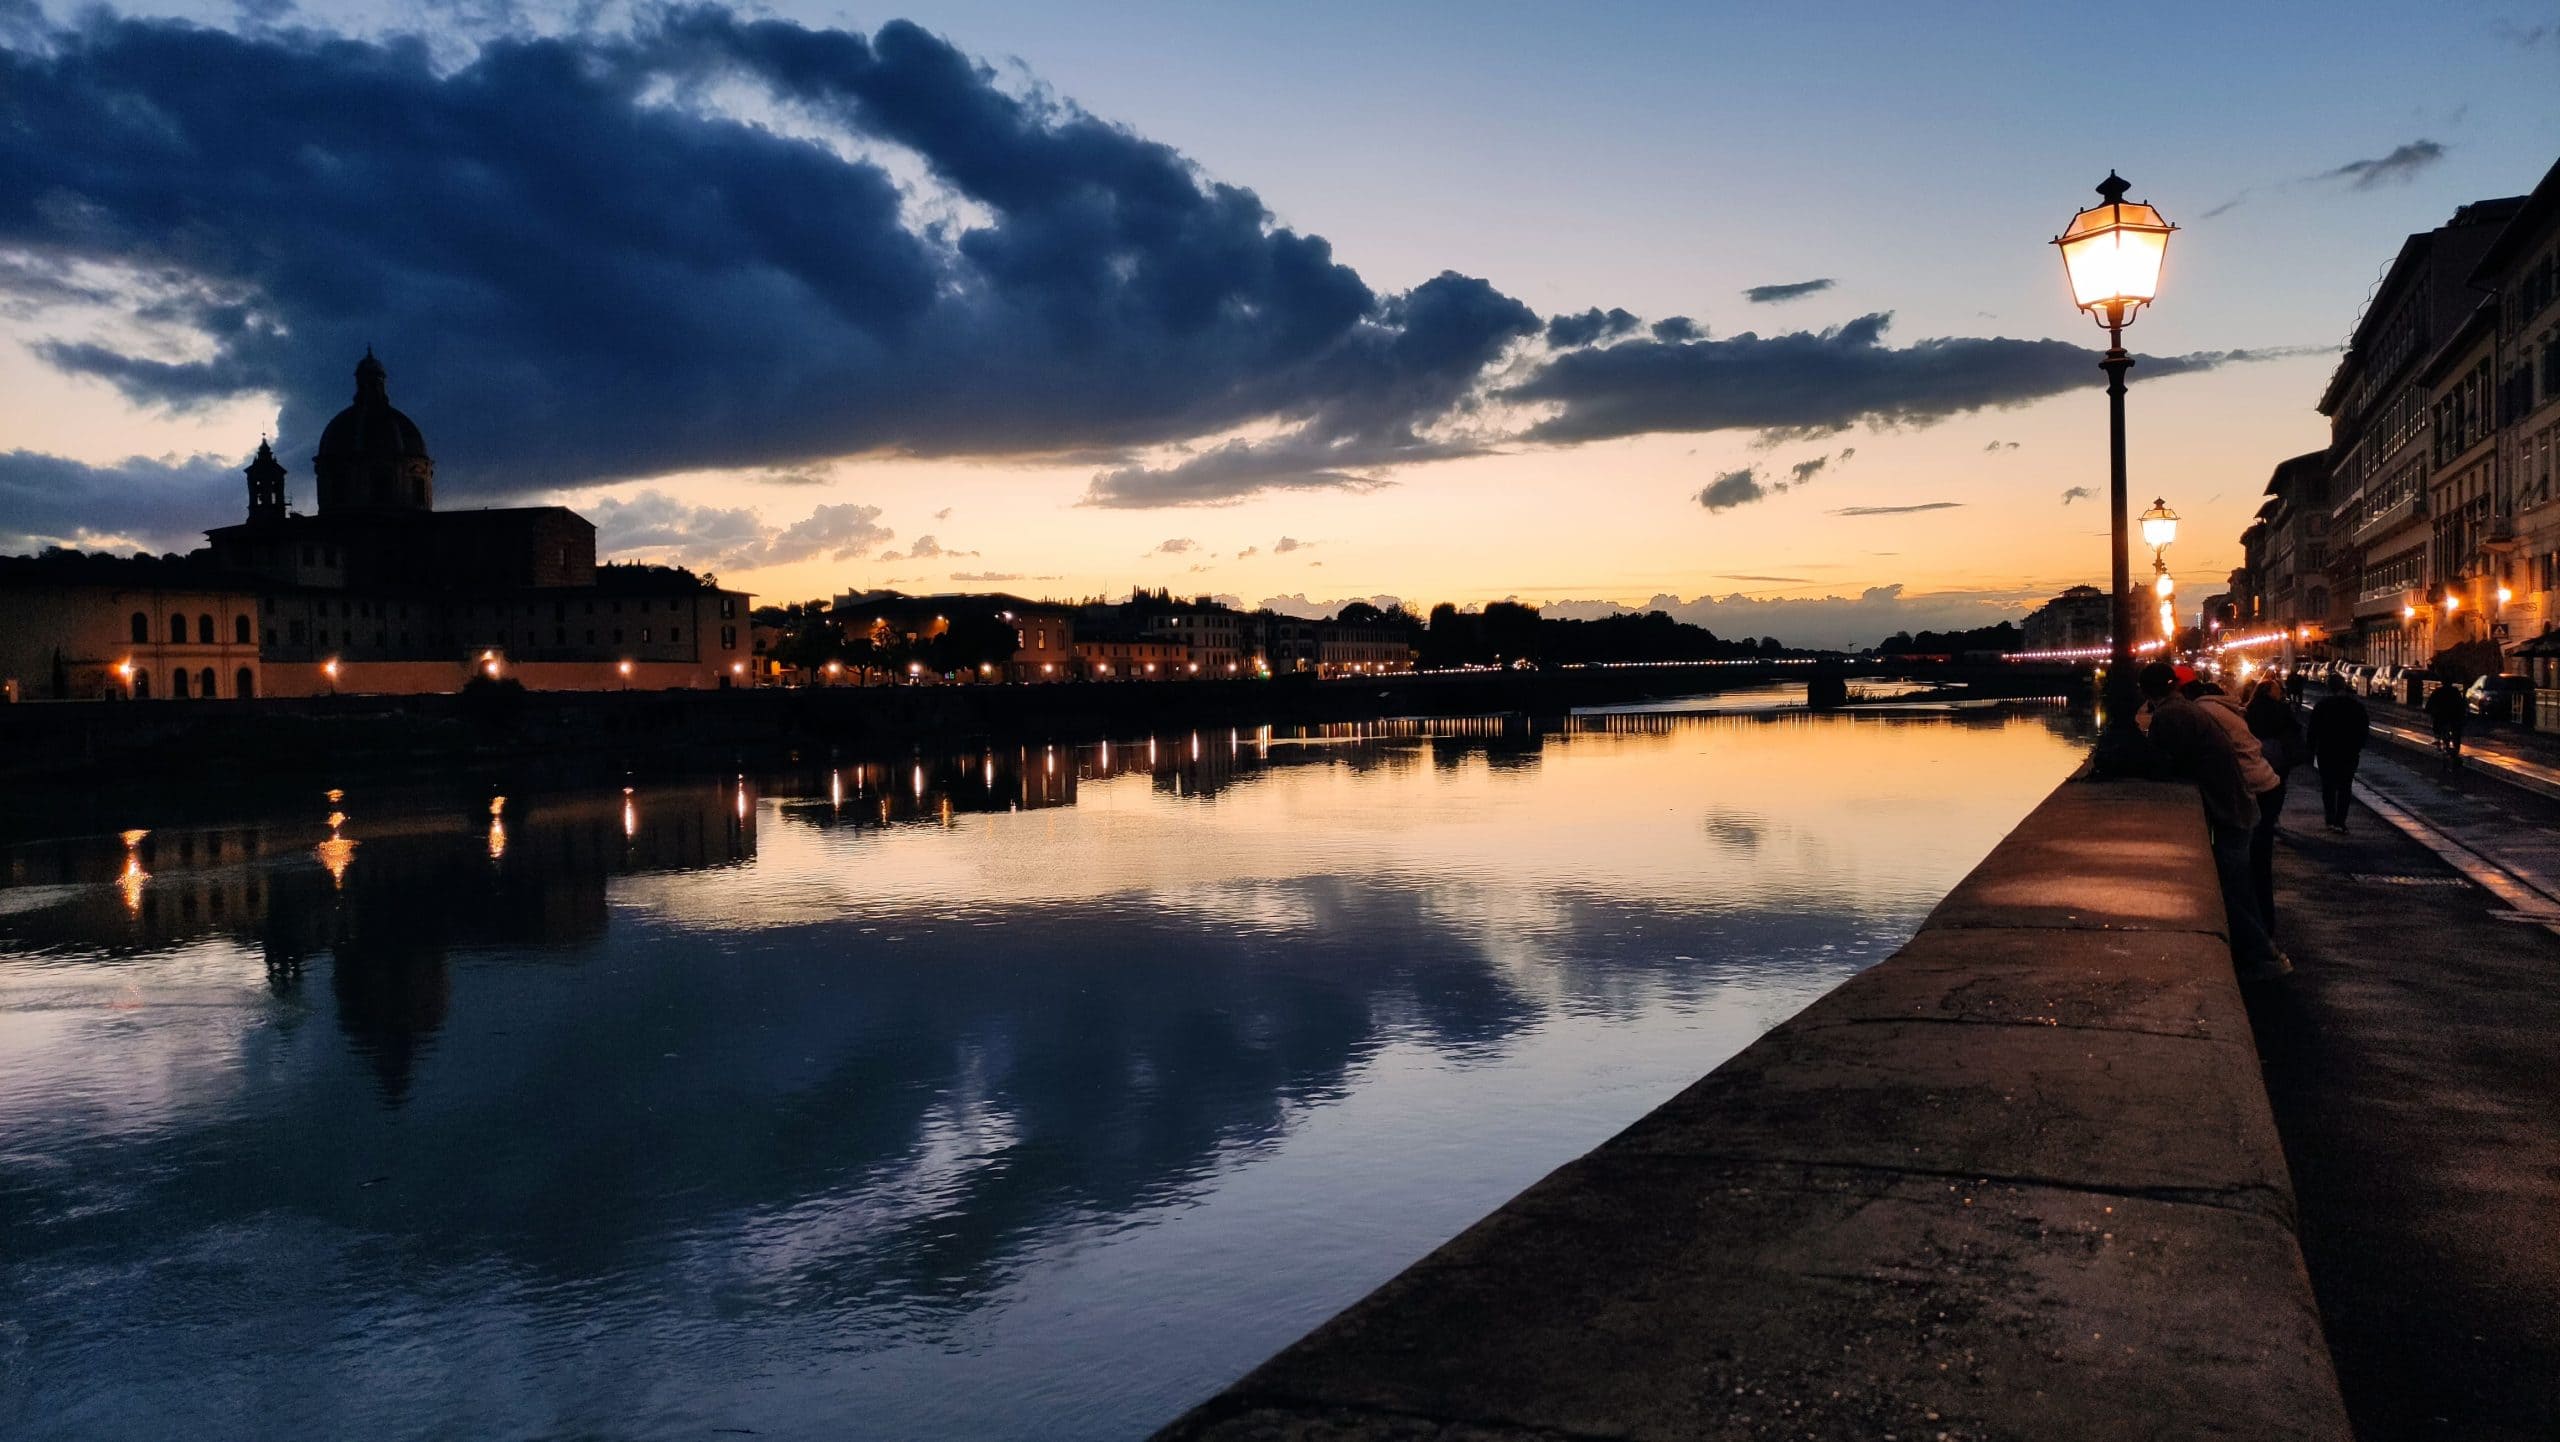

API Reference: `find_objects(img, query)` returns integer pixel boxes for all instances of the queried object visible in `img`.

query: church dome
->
[316,350,429,462]
[312,350,435,513]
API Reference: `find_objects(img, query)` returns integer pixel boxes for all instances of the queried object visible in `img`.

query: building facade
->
[0,555,264,702]
[2317,196,2524,671]
[205,354,750,694]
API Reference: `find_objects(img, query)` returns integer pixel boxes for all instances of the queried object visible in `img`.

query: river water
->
[0,696,2085,1440]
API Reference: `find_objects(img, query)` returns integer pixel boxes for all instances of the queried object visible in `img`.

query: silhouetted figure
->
[2139,662,2291,982]
[2308,687,2371,833]
[2244,679,2303,930]
[2425,679,2468,773]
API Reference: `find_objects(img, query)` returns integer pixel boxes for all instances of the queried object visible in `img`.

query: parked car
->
[2367,665,2410,701]
[2467,673,2535,725]
[2335,663,2367,694]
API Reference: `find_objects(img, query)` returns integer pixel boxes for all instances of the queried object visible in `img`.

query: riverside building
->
[201,353,751,695]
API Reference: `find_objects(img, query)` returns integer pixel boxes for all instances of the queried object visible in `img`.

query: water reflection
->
[0,703,2084,1441]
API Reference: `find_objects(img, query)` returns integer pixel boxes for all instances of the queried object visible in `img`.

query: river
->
[0,696,2086,1439]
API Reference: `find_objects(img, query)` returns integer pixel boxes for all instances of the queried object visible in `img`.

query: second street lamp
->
[2056,171,2176,773]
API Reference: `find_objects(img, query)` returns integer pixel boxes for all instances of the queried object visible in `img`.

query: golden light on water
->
[118,828,148,917]
[488,818,507,861]
[316,836,356,888]
[623,796,638,840]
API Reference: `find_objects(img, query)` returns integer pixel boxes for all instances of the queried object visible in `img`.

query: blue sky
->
[2,0,2554,645]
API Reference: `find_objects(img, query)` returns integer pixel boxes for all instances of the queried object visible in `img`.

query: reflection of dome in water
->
[313,349,436,512]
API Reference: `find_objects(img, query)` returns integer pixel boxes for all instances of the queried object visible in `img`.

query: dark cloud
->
[587,491,893,569]
[1787,456,1831,485]
[1696,468,1766,512]
[1079,271,1539,506]
[2060,485,2093,505]
[932,507,953,520]
[0,7,2318,544]
[1150,537,1198,555]
[1271,535,1313,554]
[1650,316,1702,343]
[1506,313,2291,445]
[0,448,239,553]
[1,10,1487,513]
[2315,140,2447,190]
[1545,307,1641,347]
[1832,502,1962,516]
[947,570,1058,583]
[1984,440,2020,452]
[1742,278,1835,304]
[1235,545,1259,558]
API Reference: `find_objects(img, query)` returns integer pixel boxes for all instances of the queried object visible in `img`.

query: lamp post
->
[2055,172,2176,772]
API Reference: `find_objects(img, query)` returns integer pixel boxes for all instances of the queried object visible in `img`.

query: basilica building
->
[199,352,751,696]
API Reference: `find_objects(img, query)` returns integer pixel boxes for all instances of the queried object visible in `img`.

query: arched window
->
[199,667,217,697]
[170,668,190,699]
[133,670,150,699]
[198,614,215,643]
[131,611,149,643]
[169,614,186,644]
[235,615,251,645]
[235,667,255,699]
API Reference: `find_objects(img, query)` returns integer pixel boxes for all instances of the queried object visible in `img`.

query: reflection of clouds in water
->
[0,938,267,1141]
[0,707,2090,1441]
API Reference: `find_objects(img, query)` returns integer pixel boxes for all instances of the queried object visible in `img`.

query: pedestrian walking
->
[2138,662,2292,982]
[2425,678,2469,774]
[2244,678,2303,929]
[2308,685,2371,832]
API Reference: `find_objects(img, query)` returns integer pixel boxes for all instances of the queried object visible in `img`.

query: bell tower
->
[245,438,288,523]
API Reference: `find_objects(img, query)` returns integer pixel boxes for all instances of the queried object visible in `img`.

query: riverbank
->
[1154,776,2351,1441]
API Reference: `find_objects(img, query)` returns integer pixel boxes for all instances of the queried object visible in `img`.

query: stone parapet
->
[1154,778,2352,1442]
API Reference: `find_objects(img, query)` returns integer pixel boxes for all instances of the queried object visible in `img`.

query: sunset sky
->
[4,1,2556,646]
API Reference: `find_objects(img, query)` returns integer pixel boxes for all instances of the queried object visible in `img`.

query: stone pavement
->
[2248,732,2560,1441]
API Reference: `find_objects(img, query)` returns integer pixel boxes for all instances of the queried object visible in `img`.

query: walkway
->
[2251,697,2560,1441]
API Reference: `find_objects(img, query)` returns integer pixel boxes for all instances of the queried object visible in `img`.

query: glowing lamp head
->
[2497,586,2513,606]
[2139,497,2179,551]
[2055,173,2175,329]
[618,660,633,675]
[2445,594,2461,613]
[2154,570,2177,598]
[323,658,340,678]
[2404,604,2418,620]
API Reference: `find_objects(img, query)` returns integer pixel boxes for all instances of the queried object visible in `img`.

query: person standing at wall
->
[2308,686,2371,833]
[2138,663,2292,982]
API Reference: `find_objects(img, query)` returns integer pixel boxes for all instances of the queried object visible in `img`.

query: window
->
[197,613,215,644]
[289,620,306,643]
[641,627,651,643]
[199,667,217,697]
[171,668,190,699]
[133,670,149,699]
[234,615,251,645]
[169,615,186,644]
[668,626,679,642]
[236,667,254,699]
[131,611,149,643]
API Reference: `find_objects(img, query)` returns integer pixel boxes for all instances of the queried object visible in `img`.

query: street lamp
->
[2055,171,2175,771]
